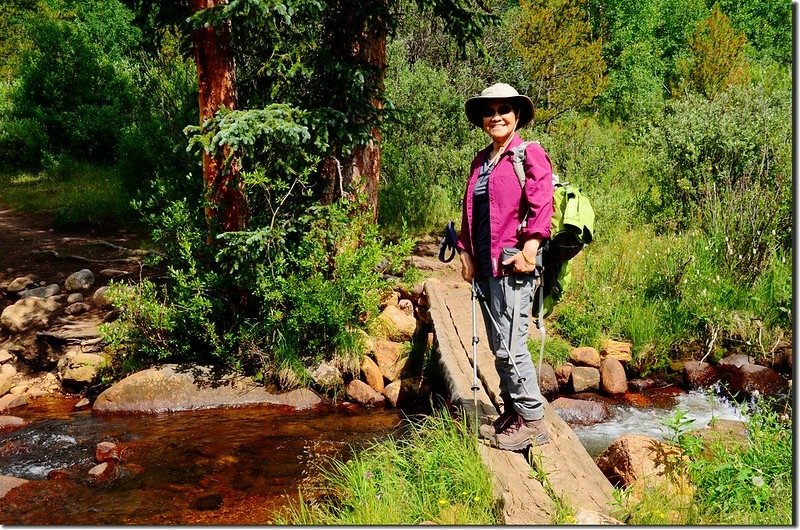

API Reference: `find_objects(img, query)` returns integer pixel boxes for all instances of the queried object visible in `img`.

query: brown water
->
[0,396,412,524]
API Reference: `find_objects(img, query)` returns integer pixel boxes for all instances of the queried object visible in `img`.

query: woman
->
[456,83,554,451]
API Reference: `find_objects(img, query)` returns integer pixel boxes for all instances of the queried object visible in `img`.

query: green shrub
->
[0,117,46,169]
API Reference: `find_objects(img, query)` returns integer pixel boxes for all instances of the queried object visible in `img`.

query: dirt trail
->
[0,206,156,290]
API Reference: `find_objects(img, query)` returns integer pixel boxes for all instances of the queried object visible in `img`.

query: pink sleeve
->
[520,142,554,240]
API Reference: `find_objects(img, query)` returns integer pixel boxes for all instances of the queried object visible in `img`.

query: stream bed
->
[0,397,411,524]
[0,388,747,524]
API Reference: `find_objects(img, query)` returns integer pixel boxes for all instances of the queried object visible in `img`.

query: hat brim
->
[465,94,534,129]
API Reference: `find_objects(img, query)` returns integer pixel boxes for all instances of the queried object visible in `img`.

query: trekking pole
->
[472,282,535,398]
[535,271,546,379]
[470,279,480,439]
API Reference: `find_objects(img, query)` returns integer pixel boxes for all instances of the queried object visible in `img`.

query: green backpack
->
[511,141,595,316]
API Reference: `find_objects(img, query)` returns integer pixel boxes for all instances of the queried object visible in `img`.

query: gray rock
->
[64,302,91,316]
[64,269,95,291]
[19,283,60,299]
[92,286,114,309]
[66,293,85,304]
[93,364,321,413]
[310,361,343,390]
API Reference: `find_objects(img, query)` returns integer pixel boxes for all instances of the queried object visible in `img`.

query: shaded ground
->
[0,206,160,295]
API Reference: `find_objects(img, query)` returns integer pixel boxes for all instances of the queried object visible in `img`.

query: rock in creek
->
[551,396,610,425]
[92,364,321,413]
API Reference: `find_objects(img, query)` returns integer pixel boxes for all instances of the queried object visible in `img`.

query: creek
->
[0,388,746,524]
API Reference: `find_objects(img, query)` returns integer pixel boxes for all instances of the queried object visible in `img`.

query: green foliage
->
[380,41,485,235]
[716,0,791,66]
[512,0,607,124]
[642,76,791,268]
[6,0,140,164]
[0,163,136,228]
[277,408,499,524]
[678,5,750,99]
[622,401,792,525]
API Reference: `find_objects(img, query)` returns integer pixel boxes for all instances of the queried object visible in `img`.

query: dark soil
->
[0,205,160,293]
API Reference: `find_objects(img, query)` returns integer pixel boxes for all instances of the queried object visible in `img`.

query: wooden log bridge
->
[424,278,619,525]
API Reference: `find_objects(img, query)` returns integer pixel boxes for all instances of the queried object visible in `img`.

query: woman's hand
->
[460,251,475,283]
[501,239,541,275]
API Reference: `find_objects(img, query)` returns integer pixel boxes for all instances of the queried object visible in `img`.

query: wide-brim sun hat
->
[464,83,534,129]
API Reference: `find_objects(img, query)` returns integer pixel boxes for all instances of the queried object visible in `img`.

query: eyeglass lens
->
[482,105,514,118]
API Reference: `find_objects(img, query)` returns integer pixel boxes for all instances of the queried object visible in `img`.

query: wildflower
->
[474,496,480,502]
[752,476,765,487]
[363,470,374,480]
[438,499,447,506]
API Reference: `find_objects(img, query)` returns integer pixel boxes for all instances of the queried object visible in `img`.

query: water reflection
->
[0,398,409,524]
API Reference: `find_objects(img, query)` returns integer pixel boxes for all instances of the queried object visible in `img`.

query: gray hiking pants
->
[477,274,545,421]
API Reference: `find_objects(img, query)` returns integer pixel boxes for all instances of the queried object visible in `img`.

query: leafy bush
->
[380,40,485,236]
[8,1,140,165]
[642,75,791,282]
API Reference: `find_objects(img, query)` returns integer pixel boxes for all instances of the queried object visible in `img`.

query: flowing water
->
[572,386,748,457]
[0,397,413,524]
[0,388,747,524]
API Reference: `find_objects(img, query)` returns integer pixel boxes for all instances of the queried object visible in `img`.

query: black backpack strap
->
[438,221,459,263]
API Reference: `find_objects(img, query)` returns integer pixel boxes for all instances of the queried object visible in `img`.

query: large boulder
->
[374,305,417,342]
[373,340,407,382]
[93,365,321,413]
[595,434,683,488]
[0,297,61,333]
[309,361,343,390]
[346,379,385,407]
[721,363,789,398]
[551,397,610,425]
[360,355,384,393]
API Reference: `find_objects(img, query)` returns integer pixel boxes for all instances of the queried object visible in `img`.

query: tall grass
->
[275,408,500,525]
[0,161,136,228]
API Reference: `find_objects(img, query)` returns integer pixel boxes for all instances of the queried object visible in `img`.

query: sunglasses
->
[482,104,515,118]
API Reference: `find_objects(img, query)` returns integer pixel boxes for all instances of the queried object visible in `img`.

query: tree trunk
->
[190,0,246,238]
[319,1,388,222]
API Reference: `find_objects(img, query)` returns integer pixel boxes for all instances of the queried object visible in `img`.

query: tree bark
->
[190,0,246,237]
[319,1,388,222]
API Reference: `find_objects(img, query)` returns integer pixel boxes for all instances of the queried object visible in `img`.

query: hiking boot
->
[478,408,518,439]
[489,416,550,452]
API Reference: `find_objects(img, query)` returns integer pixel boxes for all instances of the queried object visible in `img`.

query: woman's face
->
[481,100,517,143]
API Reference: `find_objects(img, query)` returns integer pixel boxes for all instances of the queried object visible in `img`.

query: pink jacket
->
[456,133,554,277]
